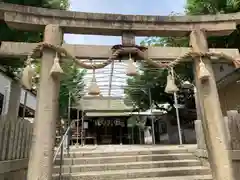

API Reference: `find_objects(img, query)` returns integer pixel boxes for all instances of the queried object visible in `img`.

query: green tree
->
[125,0,240,115]
[34,61,86,118]
[0,0,69,42]
[0,0,86,116]
[186,0,240,49]
[124,62,194,112]
[58,62,86,118]
[0,0,69,69]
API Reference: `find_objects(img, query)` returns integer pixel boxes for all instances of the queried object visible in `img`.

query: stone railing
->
[195,110,240,177]
[0,117,33,180]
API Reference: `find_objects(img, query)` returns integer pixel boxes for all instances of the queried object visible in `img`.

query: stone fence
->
[0,117,33,180]
[195,110,240,177]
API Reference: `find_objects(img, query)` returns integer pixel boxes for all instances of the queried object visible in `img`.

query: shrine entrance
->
[94,118,126,145]
[70,117,129,145]
[0,2,240,180]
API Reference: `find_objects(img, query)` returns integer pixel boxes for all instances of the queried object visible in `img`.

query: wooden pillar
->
[27,24,62,180]
[190,29,234,180]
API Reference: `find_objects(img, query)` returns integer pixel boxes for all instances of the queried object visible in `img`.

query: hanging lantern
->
[165,70,179,94]
[88,69,101,95]
[126,53,138,76]
[50,52,64,76]
[21,56,34,90]
[198,57,210,81]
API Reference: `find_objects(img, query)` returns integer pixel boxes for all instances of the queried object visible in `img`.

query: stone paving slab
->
[56,145,198,159]
[58,148,191,158]
[123,175,212,180]
[64,144,197,153]
[53,145,211,180]
[53,166,211,180]
[55,153,197,165]
[53,159,201,173]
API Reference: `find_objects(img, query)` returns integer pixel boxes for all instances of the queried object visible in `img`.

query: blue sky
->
[64,0,186,45]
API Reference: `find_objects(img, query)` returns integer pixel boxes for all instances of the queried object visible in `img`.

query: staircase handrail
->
[53,120,75,163]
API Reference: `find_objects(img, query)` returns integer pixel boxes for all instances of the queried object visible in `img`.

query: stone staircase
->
[53,145,212,180]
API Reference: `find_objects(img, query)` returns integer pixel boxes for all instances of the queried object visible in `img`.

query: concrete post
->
[122,31,135,46]
[1,81,21,160]
[190,29,234,180]
[6,80,21,121]
[193,65,204,121]
[195,120,206,150]
[27,24,62,180]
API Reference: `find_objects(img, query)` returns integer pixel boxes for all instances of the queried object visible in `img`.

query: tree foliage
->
[0,0,86,117]
[125,0,240,113]
[58,62,86,118]
[34,60,86,118]
[0,0,69,70]
[0,0,69,43]
[124,62,194,112]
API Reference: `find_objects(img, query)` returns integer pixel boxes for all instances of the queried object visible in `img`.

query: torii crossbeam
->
[0,41,239,62]
[0,2,239,36]
[0,3,239,180]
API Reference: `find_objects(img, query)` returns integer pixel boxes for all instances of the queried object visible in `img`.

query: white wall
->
[0,73,11,94]
[0,73,11,115]
[20,89,37,110]
[0,72,37,115]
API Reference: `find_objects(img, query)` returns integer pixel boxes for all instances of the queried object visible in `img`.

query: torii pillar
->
[27,24,62,180]
[190,29,234,180]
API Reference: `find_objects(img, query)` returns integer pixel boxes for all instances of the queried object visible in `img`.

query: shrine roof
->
[77,96,133,112]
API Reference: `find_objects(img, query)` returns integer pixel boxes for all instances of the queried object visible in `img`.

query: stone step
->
[52,166,211,180]
[57,148,190,158]
[53,159,201,173]
[123,175,212,180]
[55,153,197,165]
[56,146,98,152]
[61,145,197,153]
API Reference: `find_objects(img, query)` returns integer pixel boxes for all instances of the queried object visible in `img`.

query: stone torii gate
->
[0,2,240,180]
